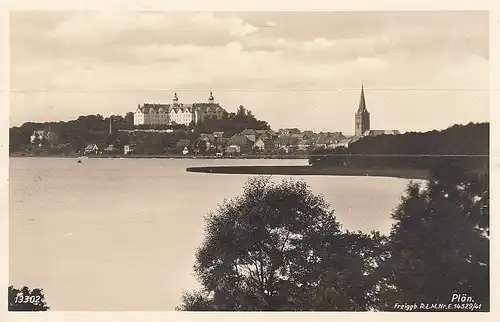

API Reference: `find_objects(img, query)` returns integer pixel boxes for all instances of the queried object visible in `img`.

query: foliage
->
[9,105,270,155]
[178,156,489,311]
[309,122,489,173]
[8,286,50,311]
[9,114,130,155]
[176,177,386,311]
[194,105,270,138]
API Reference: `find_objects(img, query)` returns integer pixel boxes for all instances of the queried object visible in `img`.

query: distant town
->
[11,84,401,158]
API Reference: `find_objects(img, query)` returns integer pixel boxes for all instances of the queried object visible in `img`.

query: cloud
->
[9,11,489,131]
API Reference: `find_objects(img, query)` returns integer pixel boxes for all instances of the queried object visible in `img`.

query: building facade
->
[133,92,226,127]
[354,84,370,136]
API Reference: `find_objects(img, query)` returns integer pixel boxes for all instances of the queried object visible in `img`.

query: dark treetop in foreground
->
[8,286,50,311]
[177,165,489,311]
[176,177,386,310]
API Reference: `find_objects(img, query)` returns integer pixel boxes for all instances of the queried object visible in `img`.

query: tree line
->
[9,106,270,155]
[309,122,489,175]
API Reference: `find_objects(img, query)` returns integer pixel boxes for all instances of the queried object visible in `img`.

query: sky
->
[9,11,489,134]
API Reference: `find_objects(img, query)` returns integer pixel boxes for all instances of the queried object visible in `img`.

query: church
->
[335,83,400,148]
[354,83,400,138]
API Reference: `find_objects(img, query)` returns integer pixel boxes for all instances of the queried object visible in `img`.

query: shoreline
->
[186,165,431,180]
[9,154,310,160]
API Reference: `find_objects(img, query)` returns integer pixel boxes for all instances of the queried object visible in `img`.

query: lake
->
[9,157,415,311]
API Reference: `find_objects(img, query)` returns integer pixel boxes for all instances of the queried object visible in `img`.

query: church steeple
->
[354,82,370,136]
[357,82,367,113]
[208,91,214,104]
[173,92,179,105]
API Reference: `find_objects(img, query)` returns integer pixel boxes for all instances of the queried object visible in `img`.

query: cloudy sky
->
[10,11,488,134]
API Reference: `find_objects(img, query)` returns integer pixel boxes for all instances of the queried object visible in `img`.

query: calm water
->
[9,157,413,311]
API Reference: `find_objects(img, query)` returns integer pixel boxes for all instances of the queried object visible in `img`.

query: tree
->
[197,140,208,154]
[378,170,489,311]
[124,112,134,127]
[177,177,384,311]
[8,286,50,311]
[309,122,489,172]
[236,105,246,117]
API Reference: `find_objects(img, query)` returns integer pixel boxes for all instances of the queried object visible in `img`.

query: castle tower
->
[354,83,370,136]
[208,91,214,104]
[173,92,179,105]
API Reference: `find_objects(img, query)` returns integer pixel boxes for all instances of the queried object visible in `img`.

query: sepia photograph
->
[7,9,490,312]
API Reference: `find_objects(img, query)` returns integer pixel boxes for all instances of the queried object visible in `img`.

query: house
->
[244,134,257,143]
[255,130,277,141]
[268,129,279,137]
[332,136,363,149]
[297,138,314,151]
[30,130,58,146]
[103,145,119,154]
[84,144,99,155]
[253,138,265,152]
[240,129,258,136]
[225,145,241,155]
[124,145,132,155]
[196,138,213,153]
[30,130,45,143]
[239,129,258,142]
[300,130,316,140]
[313,136,331,149]
[279,128,301,135]
[226,134,253,152]
[312,132,345,149]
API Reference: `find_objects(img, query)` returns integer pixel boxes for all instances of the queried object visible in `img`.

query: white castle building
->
[134,92,226,126]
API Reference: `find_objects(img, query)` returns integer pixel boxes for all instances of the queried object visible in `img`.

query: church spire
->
[354,81,370,136]
[208,91,214,104]
[358,82,367,113]
[173,92,179,104]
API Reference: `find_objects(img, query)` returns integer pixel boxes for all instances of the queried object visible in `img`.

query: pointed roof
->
[357,82,368,113]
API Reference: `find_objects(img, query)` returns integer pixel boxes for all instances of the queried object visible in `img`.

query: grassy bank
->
[186,165,431,180]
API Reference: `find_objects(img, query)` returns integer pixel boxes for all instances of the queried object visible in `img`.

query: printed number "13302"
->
[15,295,40,304]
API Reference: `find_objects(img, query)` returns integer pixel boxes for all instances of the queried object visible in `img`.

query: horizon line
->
[9,88,492,93]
